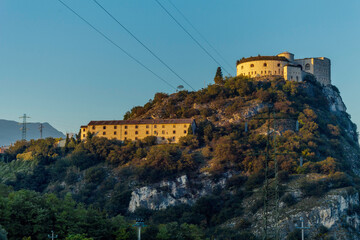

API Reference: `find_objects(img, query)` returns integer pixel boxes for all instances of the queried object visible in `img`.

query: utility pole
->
[133,219,146,240]
[296,217,310,240]
[19,114,30,140]
[39,123,44,139]
[47,230,58,240]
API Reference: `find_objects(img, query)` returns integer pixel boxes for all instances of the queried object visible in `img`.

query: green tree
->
[214,67,224,85]
[0,225,7,240]
[65,234,93,240]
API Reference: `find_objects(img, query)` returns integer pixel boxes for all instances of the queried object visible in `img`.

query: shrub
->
[226,175,247,189]
[178,135,199,149]
[281,193,297,207]
[250,198,263,213]
[286,229,301,240]
[277,170,289,183]
[84,166,106,184]
[244,171,264,191]
[65,166,80,185]
[300,179,328,197]
[328,172,351,188]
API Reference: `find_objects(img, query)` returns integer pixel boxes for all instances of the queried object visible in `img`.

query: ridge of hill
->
[0,119,65,146]
[0,75,360,239]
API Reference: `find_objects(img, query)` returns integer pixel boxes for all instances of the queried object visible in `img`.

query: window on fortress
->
[92,126,95,130]
[114,126,117,129]
[154,131,157,134]
[83,129,86,132]
[250,64,254,68]
[124,137,127,140]
[263,63,267,67]
[162,125,165,128]
[135,125,138,129]
[103,126,106,130]
[305,63,310,70]
[184,130,187,134]
[173,125,176,128]
[146,125,149,128]
[241,66,244,69]
[103,132,106,135]
[275,71,276,74]
[83,134,85,138]
[162,130,165,134]
[124,131,127,135]
[146,131,149,134]
[277,63,280,67]
[173,130,176,134]
[184,125,187,128]
[114,131,117,135]
[125,126,128,129]
[296,76,299,81]
[162,137,165,140]
[135,131,138,135]
[154,125,157,128]
[135,137,138,140]
[172,137,175,141]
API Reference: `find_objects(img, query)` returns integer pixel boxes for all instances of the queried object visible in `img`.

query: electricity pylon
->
[245,107,299,240]
[19,114,30,140]
[39,123,44,139]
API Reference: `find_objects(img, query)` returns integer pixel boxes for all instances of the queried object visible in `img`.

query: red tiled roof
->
[87,119,194,126]
[80,125,88,128]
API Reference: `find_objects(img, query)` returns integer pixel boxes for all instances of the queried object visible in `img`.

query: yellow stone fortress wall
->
[236,58,287,78]
[80,119,196,143]
[236,52,331,85]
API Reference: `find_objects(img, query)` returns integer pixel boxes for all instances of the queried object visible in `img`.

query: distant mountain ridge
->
[0,119,65,146]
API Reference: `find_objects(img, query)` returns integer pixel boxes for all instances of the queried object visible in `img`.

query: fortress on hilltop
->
[79,52,332,143]
[236,52,331,85]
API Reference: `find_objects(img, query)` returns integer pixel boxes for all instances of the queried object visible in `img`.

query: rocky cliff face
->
[280,189,360,239]
[128,173,232,212]
[323,85,347,113]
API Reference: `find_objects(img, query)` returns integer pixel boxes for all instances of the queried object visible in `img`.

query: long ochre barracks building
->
[80,119,196,143]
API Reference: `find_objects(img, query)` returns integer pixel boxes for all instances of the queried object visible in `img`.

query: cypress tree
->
[214,67,224,85]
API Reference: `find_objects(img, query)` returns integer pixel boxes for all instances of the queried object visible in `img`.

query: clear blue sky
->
[1,0,360,135]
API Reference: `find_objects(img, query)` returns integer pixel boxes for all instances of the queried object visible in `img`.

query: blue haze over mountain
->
[0,119,65,146]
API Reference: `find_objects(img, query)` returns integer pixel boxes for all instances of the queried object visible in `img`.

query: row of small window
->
[81,133,177,141]
[289,76,300,81]
[241,63,281,69]
[123,136,176,141]
[87,124,188,131]
[98,130,187,136]
[248,69,282,75]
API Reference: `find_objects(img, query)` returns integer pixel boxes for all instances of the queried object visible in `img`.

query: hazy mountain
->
[0,119,65,146]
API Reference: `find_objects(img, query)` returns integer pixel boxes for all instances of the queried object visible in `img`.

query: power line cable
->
[167,0,233,70]
[56,0,177,90]
[155,0,230,75]
[92,0,195,91]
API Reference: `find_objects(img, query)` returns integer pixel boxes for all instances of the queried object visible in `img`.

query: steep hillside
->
[0,120,65,146]
[0,75,359,240]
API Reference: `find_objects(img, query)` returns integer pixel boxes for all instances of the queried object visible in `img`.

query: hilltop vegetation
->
[0,75,359,239]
